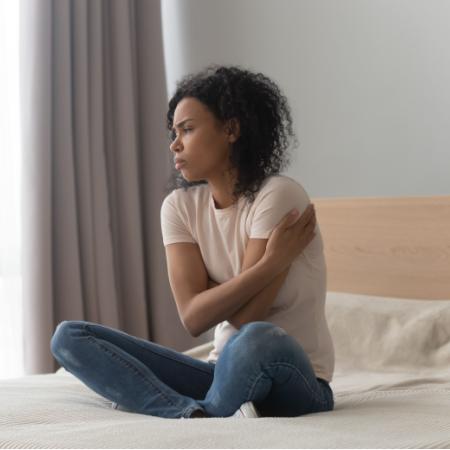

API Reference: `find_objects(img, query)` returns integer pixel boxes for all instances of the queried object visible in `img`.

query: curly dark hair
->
[163,64,299,209]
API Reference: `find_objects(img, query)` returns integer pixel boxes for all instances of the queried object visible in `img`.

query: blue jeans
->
[50,320,334,419]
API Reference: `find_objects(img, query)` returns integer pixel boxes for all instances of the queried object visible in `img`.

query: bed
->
[1,194,449,448]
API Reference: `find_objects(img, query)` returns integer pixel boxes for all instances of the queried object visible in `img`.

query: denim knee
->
[240,321,289,345]
[226,321,295,364]
[50,320,84,356]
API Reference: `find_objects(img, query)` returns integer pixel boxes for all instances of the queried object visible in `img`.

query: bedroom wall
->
[161,0,450,199]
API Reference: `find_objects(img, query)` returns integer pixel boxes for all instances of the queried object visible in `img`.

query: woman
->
[51,64,335,419]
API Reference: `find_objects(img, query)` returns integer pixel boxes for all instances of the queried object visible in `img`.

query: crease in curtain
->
[50,0,147,368]
[21,0,203,376]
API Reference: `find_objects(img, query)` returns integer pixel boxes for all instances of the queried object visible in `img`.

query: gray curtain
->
[20,0,203,376]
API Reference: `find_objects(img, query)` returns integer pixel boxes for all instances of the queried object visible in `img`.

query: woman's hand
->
[263,204,317,274]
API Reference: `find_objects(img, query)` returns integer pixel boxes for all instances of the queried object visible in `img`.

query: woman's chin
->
[181,171,202,182]
[178,168,207,183]
[181,172,194,182]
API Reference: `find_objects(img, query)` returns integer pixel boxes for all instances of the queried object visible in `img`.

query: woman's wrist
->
[259,253,286,277]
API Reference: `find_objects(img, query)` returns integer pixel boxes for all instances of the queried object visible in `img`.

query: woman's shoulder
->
[267,173,306,189]
[256,174,310,204]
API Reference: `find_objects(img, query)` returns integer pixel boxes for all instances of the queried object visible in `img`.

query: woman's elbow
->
[181,314,203,338]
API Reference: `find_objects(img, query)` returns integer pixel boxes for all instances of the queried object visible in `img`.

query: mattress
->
[1,292,449,449]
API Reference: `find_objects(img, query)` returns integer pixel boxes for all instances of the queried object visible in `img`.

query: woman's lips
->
[175,161,186,170]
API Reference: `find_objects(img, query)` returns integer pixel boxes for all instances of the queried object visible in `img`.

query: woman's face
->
[170,97,238,182]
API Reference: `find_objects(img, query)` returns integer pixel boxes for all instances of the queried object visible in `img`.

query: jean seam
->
[247,371,267,401]
[255,362,328,404]
[85,323,214,377]
[82,324,185,412]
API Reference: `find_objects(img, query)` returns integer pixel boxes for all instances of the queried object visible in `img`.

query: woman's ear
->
[227,118,241,143]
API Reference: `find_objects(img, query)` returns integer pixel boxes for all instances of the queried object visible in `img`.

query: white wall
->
[161,0,450,199]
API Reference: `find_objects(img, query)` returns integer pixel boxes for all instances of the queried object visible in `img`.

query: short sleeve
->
[160,192,197,246]
[250,178,311,239]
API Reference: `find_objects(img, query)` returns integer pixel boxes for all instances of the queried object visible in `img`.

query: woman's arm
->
[185,256,284,337]
[207,264,290,331]
[207,277,220,290]
[207,236,291,329]
[227,264,291,329]
[227,205,316,329]
[198,206,316,333]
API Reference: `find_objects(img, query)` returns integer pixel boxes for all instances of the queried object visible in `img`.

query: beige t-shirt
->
[160,174,335,382]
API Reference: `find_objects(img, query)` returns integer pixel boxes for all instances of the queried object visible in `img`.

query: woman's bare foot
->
[189,410,206,418]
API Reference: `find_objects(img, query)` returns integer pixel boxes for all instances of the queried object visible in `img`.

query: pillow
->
[325,292,450,374]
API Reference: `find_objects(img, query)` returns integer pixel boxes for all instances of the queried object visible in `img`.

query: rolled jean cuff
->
[182,404,206,419]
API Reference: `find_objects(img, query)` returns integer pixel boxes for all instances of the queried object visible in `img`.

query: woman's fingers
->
[298,204,315,226]
[304,211,316,236]
[307,223,315,236]
[306,211,316,228]
[290,205,315,236]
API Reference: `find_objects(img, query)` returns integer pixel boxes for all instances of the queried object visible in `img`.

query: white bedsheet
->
[0,369,449,449]
[1,292,449,448]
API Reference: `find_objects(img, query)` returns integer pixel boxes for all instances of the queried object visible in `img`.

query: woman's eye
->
[173,128,191,139]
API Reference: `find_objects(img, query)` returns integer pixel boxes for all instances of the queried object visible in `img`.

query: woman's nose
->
[170,139,181,152]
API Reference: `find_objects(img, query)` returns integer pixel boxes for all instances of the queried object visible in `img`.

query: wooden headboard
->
[310,195,450,300]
